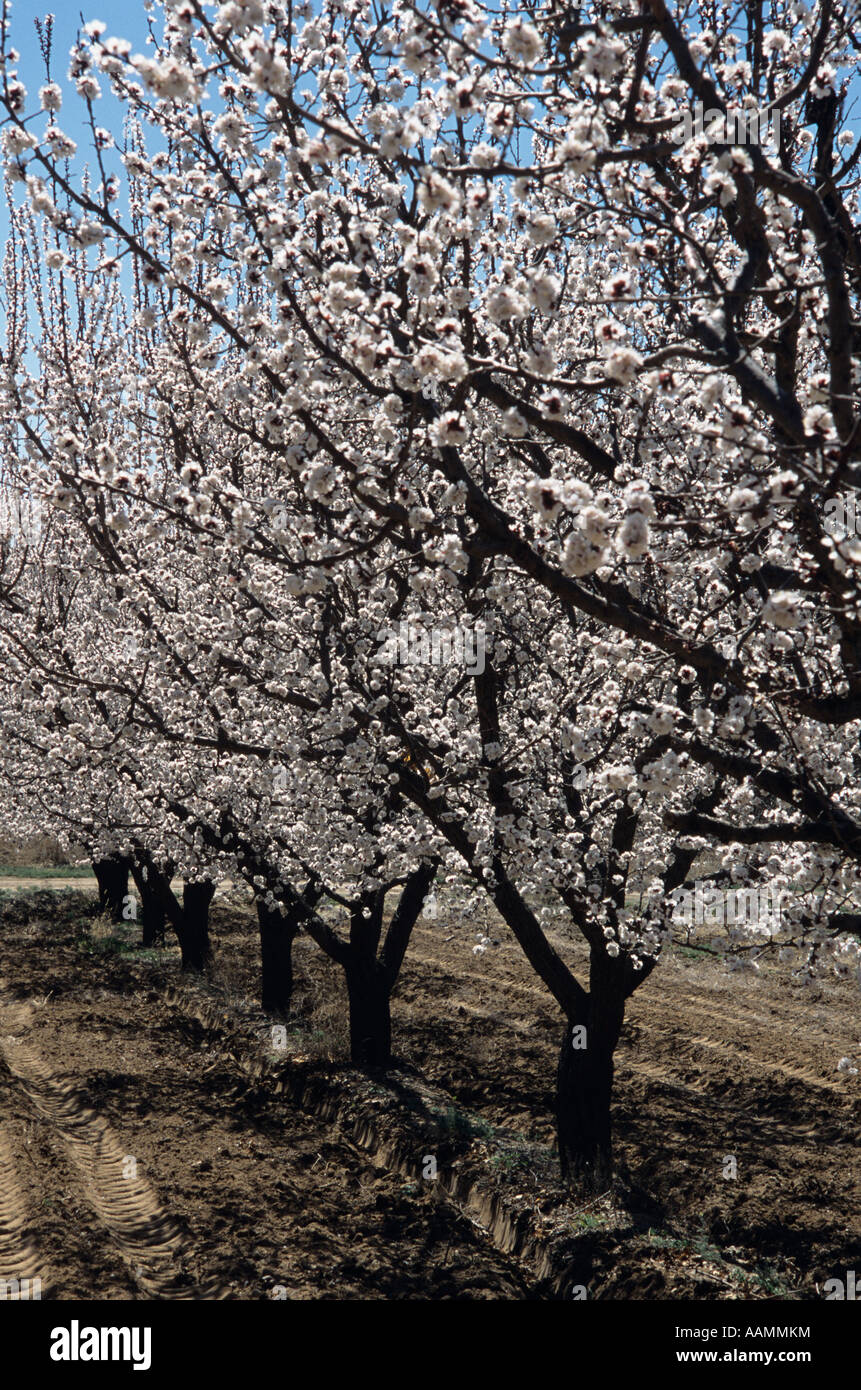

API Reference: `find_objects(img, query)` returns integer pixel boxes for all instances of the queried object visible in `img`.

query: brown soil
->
[0,888,858,1300]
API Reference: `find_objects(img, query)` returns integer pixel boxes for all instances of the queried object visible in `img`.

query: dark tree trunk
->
[130,861,166,948]
[556,956,627,1192]
[340,865,436,1068]
[140,894,166,949]
[345,958,392,1068]
[92,855,131,923]
[179,880,215,971]
[128,851,214,971]
[257,900,299,1015]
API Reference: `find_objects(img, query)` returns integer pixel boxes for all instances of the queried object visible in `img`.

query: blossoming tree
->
[1,0,860,1188]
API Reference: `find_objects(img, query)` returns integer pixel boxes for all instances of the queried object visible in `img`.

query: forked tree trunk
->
[257,900,300,1015]
[556,958,627,1192]
[341,864,436,1068]
[128,851,215,972]
[92,855,131,923]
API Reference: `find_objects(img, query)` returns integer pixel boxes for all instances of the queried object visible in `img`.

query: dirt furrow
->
[407,935,859,1093]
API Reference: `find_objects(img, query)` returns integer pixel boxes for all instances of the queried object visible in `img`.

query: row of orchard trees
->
[1,0,860,1190]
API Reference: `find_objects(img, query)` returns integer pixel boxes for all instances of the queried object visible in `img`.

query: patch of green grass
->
[0,864,94,879]
[73,920,166,960]
[433,1103,495,1144]
[644,1227,793,1296]
[646,1227,720,1258]
[489,1148,534,1180]
[74,933,126,959]
[736,1263,793,1297]
[571,1209,615,1233]
[673,944,713,961]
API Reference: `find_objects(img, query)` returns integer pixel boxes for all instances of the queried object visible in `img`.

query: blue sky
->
[2,2,157,238]
[1,4,157,367]
[8,1,154,141]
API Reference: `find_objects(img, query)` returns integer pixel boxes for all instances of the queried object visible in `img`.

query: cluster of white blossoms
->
[525,475,656,570]
[762,591,806,630]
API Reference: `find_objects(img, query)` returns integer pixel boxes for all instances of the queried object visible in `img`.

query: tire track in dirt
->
[0,1122,47,1298]
[0,993,226,1300]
